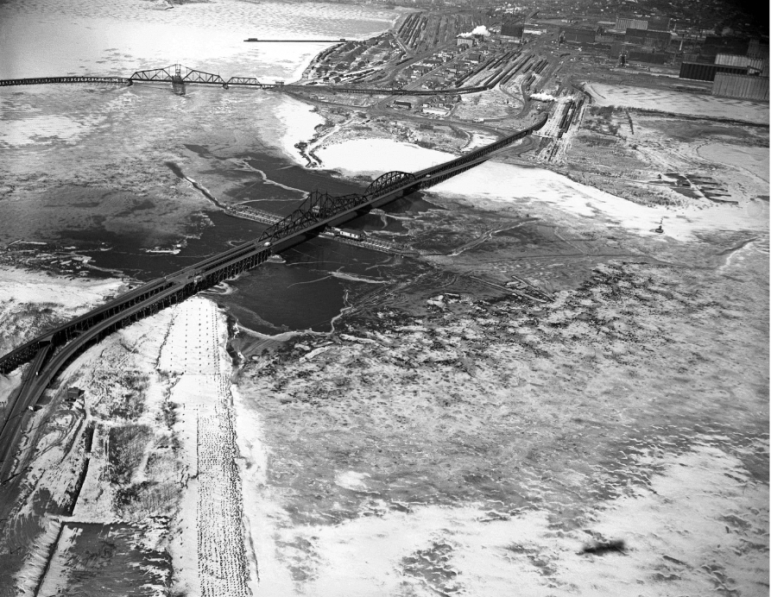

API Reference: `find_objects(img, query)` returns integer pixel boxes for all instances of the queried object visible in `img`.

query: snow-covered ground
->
[10,295,254,596]
[463,131,498,153]
[0,266,123,309]
[316,138,769,241]
[584,83,769,125]
[243,444,766,596]
[274,97,326,166]
[697,142,769,184]
[158,298,252,597]
[318,138,452,177]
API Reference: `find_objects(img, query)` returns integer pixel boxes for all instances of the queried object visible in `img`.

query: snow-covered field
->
[275,97,327,165]
[584,83,769,125]
[697,142,770,184]
[159,298,252,597]
[318,138,452,176]
[238,445,767,596]
[0,266,123,309]
[6,292,255,596]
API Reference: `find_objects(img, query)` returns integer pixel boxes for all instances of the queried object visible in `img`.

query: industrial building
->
[625,27,671,50]
[715,54,769,76]
[679,62,750,82]
[614,16,671,32]
[712,73,769,102]
[627,49,669,64]
[615,17,648,32]
[501,21,524,39]
[647,17,671,31]
[559,26,601,45]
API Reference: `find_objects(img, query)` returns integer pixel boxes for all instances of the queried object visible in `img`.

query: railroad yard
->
[287,8,768,219]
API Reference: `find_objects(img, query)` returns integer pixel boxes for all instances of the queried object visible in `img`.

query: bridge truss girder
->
[130,65,176,82]
[130,64,226,86]
[226,76,263,87]
[258,191,368,243]
[365,171,417,198]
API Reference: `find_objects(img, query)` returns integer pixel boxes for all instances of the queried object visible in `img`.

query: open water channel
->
[0,0,418,336]
[68,156,434,335]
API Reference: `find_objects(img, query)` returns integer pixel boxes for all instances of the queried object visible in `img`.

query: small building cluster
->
[544,9,768,103]
[678,37,769,101]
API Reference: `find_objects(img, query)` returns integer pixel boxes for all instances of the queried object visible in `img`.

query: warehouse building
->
[501,22,524,39]
[625,27,671,50]
[679,62,748,82]
[715,54,769,76]
[559,26,601,44]
[713,73,769,102]
[628,50,669,64]
[647,17,671,32]
[615,17,648,32]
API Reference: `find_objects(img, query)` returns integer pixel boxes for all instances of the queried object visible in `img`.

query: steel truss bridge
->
[0,115,546,479]
[0,64,491,96]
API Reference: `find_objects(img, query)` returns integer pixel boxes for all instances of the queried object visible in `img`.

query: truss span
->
[258,191,368,243]
[226,76,264,87]
[365,171,417,197]
[130,65,226,86]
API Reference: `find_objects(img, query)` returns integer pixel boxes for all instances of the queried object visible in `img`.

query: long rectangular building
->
[615,17,648,32]
[625,27,671,49]
[712,73,769,102]
[679,62,747,82]
[560,26,600,44]
[715,54,769,75]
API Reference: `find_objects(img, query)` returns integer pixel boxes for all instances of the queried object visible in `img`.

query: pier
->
[245,38,347,43]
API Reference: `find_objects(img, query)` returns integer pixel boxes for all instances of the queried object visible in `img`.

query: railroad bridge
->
[0,116,547,479]
[0,64,490,95]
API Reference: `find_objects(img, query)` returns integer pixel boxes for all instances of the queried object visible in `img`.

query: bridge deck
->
[0,64,488,95]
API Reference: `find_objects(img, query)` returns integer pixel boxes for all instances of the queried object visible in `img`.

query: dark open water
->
[69,150,430,335]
